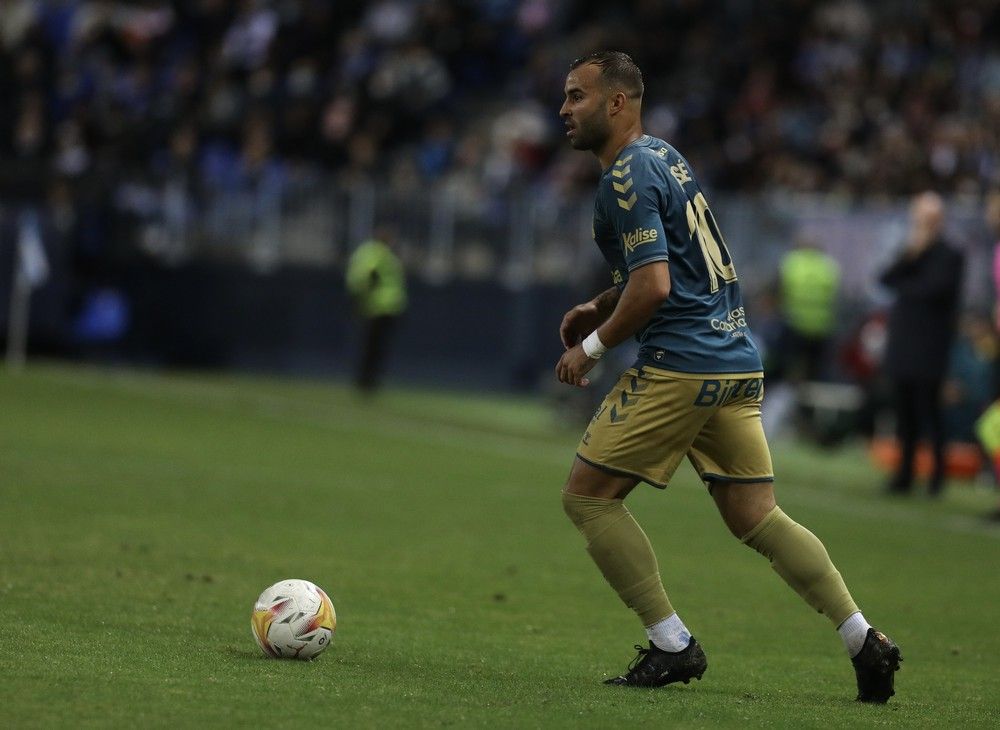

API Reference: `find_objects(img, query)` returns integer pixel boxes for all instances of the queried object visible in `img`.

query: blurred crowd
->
[4,1,1000,513]
[2,0,999,216]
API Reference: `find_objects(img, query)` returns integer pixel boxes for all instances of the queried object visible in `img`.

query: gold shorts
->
[577,367,774,488]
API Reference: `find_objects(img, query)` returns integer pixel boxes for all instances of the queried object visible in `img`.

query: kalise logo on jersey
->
[622,227,658,253]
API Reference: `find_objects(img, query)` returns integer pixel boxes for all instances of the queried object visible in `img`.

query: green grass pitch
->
[2,364,999,728]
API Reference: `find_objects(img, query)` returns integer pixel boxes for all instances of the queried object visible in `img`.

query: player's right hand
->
[560,302,603,350]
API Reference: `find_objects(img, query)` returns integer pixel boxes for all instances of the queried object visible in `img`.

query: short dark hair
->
[570,51,644,99]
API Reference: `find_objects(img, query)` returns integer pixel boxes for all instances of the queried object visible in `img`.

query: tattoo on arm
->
[592,287,621,318]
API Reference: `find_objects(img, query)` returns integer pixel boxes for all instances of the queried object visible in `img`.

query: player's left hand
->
[556,344,599,387]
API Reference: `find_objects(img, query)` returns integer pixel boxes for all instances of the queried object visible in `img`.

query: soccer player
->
[555,51,901,702]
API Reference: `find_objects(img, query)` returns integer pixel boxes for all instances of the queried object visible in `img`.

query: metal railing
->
[6,174,996,301]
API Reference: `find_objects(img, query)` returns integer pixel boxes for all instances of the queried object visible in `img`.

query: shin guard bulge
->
[562,492,673,627]
[742,506,858,626]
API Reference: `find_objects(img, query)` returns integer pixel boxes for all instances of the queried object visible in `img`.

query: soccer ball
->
[251,579,337,660]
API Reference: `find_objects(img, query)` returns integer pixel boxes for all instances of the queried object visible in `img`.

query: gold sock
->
[742,506,859,626]
[562,491,673,626]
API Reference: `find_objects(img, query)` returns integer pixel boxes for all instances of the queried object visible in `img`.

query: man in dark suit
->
[880,192,965,495]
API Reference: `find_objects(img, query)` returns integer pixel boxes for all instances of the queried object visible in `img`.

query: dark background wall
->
[0,244,580,391]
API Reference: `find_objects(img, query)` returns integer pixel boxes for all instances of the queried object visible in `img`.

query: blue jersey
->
[593,135,762,375]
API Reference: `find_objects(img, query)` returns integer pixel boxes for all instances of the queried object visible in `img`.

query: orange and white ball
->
[251,579,336,660]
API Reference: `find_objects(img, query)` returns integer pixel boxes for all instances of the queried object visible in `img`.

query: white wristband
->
[582,331,608,360]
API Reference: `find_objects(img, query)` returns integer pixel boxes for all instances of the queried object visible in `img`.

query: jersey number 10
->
[686,192,738,293]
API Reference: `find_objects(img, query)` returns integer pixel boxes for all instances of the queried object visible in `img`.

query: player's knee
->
[713,481,776,538]
[723,518,748,540]
[562,489,631,544]
[731,505,776,539]
[740,504,791,557]
[561,489,614,529]
[562,489,583,525]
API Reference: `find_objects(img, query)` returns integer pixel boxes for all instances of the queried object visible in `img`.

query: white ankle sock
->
[837,611,872,657]
[646,612,691,652]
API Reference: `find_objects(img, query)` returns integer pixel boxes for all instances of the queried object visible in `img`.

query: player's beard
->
[569,113,611,152]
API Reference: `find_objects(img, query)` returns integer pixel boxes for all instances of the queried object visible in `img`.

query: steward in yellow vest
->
[345,232,407,391]
[779,241,840,381]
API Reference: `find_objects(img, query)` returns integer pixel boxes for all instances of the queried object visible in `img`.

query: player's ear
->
[607,90,627,116]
